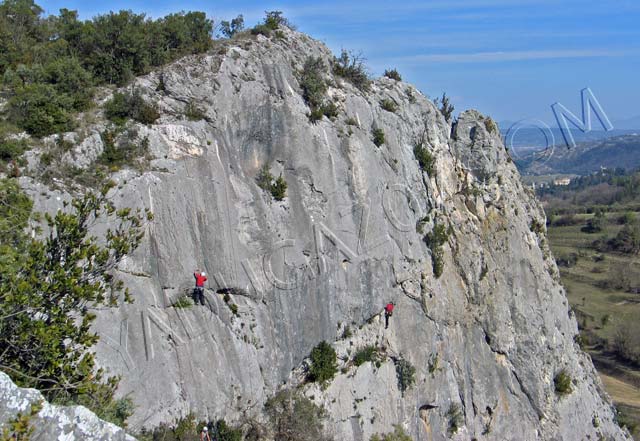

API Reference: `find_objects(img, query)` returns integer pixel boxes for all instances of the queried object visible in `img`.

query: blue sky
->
[37,0,640,125]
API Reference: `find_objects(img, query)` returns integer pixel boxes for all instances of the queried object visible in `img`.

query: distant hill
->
[516,134,640,175]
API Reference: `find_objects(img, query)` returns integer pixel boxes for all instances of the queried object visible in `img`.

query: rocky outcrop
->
[22,28,630,440]
[0,372,134,440]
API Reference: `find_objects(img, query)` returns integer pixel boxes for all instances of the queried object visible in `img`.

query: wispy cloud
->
[395,48,639,63]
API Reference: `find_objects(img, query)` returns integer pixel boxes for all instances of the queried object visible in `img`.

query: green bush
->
[308,341,338,385]
[372,128,385,147]
[8,84,75,137]
[446,403,464,434]
[299,57,327,109]
[333,49,371,92]
[370,425,412,441]
[172,296,193,308]
[214,419,243,441]
[394,357,415,395]
[353,345,380,367]
[256,165,287,201]
[104,90,159,125]
[383,69,402,81]
[380,99,398,113]
[251,11,293,36]
[219,15,244,38]
[554,369,573,395]
[0,137,27,163]
[425,222,449,278]
[413,143,434,175]
[271,175,288,201]
[434,92,454,123]
[265,389,330,441]
[97,130,150,169]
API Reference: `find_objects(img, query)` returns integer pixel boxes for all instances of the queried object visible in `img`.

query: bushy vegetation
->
[612,321,640,364]
[104,89,159,125]
[308,341,338,385]
[394,357,416,396]
[554,369,573,395]
[0,0,213,137]
[434,92,454,123]
[265,389,332,441]
[0,178,149,424]
[251,11,293,37]
[332,49,370,92]
[383,69,402,81]
[298,56,338,123]
[581,209,605,233]
[137,414,244,441]
[352,345,381,367]
[380,99,398,113]
[98,129,151,169]
[219,15,244,38]
[370,425,412,441]
[256,165,288,201]
[425,222,450,278]
[0,134,27,173]
[446,403,464,434]
[372,127,385,147]
[413,142,435,175]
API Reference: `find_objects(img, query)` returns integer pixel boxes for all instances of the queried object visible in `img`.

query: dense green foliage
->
[251,10,293,37]
[256,165,288,201]
[425,222,449,277]
[298,56,339,123]
[0,0,213,136]
[0,179,148,422]
[370,425,412,441]
[413,143,435,175]
[380,99,398,113]
[332,50,370,92]
[265,389,332,441]
[554,369,573,395]
[104,90,159,125]
[219,15,244,38]
[352,345,381,367]
[372,127,385,147]
[393,357,416,395]
[383,69,402,81]
[308,341,338,385]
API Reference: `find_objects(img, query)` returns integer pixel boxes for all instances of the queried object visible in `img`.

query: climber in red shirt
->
[384,302,395,329]
[194,270,208,305]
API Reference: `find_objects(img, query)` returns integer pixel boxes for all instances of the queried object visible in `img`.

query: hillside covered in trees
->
[0,0,213,138]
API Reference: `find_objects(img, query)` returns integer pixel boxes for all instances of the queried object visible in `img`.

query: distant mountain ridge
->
[516,133,640,175]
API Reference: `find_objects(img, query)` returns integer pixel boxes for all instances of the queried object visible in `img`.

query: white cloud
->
[394,48,639,63]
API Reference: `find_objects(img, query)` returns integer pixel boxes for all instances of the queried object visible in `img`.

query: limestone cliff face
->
[24,28,630,440]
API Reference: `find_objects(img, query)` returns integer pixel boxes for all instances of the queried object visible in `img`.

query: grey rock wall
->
[22,28,631,440]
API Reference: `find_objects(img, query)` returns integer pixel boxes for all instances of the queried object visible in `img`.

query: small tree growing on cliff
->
[434,92,454,123]
[308,341,338,386]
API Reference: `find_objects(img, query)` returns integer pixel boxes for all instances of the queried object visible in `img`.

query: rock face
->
[24,28,630,440]
[0,372,134,440]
